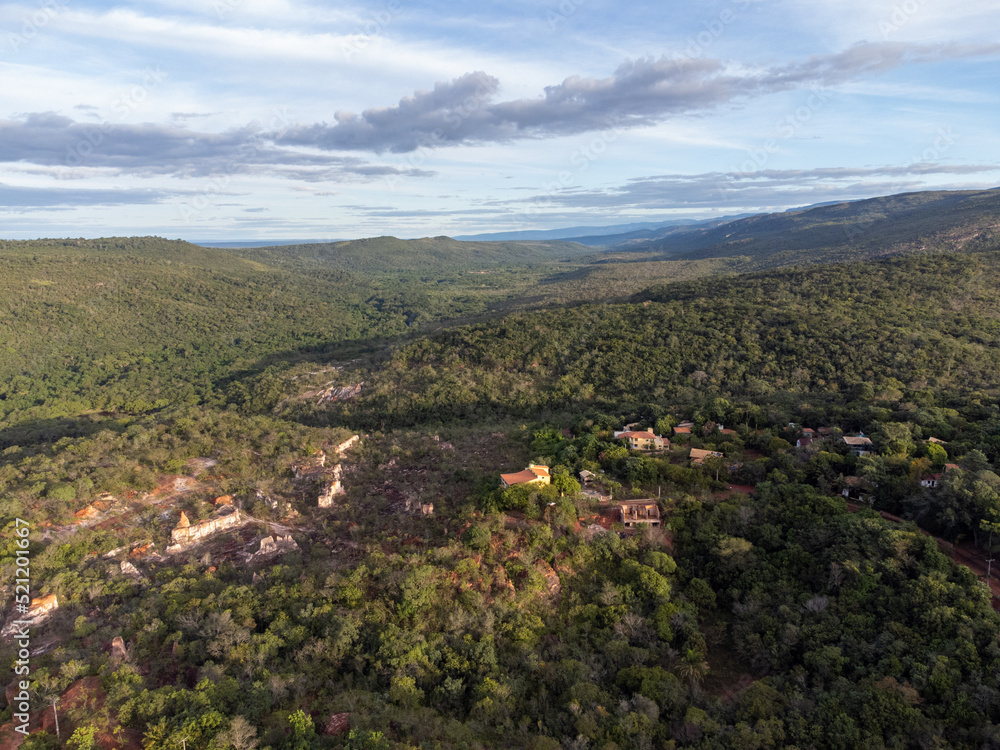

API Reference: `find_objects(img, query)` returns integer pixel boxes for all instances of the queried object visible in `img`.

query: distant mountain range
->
[619,188,1000,270]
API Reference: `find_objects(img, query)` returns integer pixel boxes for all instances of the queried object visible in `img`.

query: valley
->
[2,189,1000,749]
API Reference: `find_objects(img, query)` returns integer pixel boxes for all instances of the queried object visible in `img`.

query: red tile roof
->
[501,470,538,485]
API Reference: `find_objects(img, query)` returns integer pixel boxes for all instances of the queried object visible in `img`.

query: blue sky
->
[1,0,998,240]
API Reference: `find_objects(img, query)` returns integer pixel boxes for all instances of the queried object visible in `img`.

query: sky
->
[1,0,999,241]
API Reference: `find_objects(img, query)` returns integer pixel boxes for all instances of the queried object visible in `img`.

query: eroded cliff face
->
[296,434,360,508]
[168,508,243,551]
[1,595,59,638]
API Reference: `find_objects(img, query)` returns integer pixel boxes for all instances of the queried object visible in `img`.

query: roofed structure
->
[618,500,661,527]
[500,463,551,489]
[690,448,723,465]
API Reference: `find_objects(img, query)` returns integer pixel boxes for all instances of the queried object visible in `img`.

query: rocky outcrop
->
[253,534,298,560]
[2,595,58,638]
[316,383,363,405]
[293,451,327,480]
[167,508,243,551]
[335,434,361,454]
[120,560,143,579]
[303,435,360,508]
[111,636,129,663]
[318,465,344,508]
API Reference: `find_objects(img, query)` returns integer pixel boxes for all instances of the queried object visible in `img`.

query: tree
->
[877,422,915,457]
[217,716,258,750]
[675,648,710,691]
[286,710,316,750]
[927,442,948,466]
[550,465,581,496]
[66,727,97,750]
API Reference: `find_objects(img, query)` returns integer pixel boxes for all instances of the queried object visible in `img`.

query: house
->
[842,435,874,456]
[614,430,668,451]
[690,448,723,465]
[842,476,873,502]
[927,437,948,445]
[796,437,817,449]
[920,473,943,489]
[578,470,611,501]
[672,426,692,436]
[719,428,737,436]
[500,463,551,489]
[923,464,961,487]
[618,500,661,528]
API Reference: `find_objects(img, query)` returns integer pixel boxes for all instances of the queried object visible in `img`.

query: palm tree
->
[675,648,710,692]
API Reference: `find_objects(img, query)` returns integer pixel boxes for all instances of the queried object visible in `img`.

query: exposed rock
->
[120,560,143,579]
[534,560,562,598]
[323,712,351,736]
[318,465,344,508]
[213,494,233,506]
[293,450,327,480]
[167,508,243,551]
[173,476,196,492]
[111,636,128,663]
[186,457,218,475]
[73,504,102,523]
[335,434,361,454]
[253,534,299,559]
[2,595,58,638]
[316,383,363,405]
[421,503,435,516]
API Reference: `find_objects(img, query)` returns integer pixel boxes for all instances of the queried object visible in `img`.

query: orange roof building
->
[500,464,551,489]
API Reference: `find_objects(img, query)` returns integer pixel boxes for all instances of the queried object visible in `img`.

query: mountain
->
[618,188,1000,269]
[6,199,1000,750]
[231,235,594,274]
[453,220,696,242]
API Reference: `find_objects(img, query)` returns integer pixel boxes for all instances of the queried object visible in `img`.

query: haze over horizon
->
[2,0,999,241]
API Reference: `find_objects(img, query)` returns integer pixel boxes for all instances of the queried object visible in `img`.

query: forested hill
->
[309,249,1000,430]
[230,235,593,275]
[621,188,1000,270]
[0,235,591,439]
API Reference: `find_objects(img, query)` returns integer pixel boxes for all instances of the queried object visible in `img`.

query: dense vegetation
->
[631,188,1000,270]
[2,192,1000,748]
[312,251,1000,430]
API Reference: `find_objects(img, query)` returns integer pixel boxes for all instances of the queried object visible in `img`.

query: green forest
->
[2,196,1000,749]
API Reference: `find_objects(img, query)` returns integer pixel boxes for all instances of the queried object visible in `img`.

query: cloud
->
[0,182,172,208]
[277,41,1000,153]
[0,112,433,181]
[504,164,1000,211]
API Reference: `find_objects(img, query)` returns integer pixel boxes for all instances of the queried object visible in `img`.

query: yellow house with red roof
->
[500,463,551,489]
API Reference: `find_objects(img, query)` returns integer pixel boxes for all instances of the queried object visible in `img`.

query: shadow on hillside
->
[0,414,123,452]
